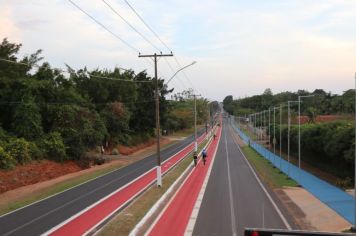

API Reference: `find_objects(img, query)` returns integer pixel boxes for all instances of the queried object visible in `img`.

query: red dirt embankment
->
[0,160,83,194]
[0,137,171,194]
[292,115,350,124]
[118,138,156,155]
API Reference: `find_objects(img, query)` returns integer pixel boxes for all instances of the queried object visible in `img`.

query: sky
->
[1,0,356,101]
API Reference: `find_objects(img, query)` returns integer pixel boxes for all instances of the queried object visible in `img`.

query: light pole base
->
[194,142,198,152]
[156,166,162,187]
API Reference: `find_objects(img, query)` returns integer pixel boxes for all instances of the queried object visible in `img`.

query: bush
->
[42,132,67,162]
[275,121,355,180]
[5,138,32,164]
[0,146,15,169]
[112,148,119,155]
[29,141,43,160]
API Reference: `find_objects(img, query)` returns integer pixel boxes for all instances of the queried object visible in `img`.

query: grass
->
[171,125,205,137]
[0,127,196,216]
[98,140,209,236]
[0,163,125,216]
[241,145,298,188]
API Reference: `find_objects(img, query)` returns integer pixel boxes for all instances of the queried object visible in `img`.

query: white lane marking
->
[44,135,208,236]
[185,127,221,235]
[224,124,237,236]
[0,133,197,219]
[6,135,207,236]
[144,130,215,236]
[229,126,292,230]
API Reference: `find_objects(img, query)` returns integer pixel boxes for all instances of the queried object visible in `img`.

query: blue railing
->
[231,117,354,225]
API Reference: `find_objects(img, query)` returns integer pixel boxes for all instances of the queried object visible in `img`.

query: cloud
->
[0,0,355,100]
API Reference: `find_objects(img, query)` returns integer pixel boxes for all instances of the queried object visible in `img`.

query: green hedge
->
[269,121,354,180]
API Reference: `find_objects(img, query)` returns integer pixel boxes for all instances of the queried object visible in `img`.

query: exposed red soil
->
[118,138,170,156]
[0,160,84,194]
[0,137,173,194]
[118,138,156,155]
[292,115,350,124]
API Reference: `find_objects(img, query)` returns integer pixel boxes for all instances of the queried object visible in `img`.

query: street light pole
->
[274,107,276,154]
[287,101,298,176]
[354,72,356,231]
[280,104,283,170]
[189,94,201,152]
[288,101,291,176]
[298,95,315,169]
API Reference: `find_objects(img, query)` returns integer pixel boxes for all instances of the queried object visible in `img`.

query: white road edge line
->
[41,134,207,236]
[143,130,215,236]
[129,137,212,236]
[230,125,292,230]
[104,133,211,235]
[0,133,199,219]
[184,127,221,236]
[225,123,238,236]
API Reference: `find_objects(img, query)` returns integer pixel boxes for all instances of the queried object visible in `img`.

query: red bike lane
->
[148,125,222,236]
[49,134,207,236]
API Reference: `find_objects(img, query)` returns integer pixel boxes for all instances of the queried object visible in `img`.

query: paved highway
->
[0,129,204,236]
[193,119,289,236]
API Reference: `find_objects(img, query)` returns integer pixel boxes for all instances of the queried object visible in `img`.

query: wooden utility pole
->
[138,52,173,187]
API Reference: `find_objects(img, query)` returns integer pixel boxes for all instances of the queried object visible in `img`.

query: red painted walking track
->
[50,133,207,236]
[148,124,222,236]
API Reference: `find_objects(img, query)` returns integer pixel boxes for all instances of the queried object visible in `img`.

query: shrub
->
[112,148,119,155]
[42,132,67,162]
[29,141,43,160]
[5,138,32,164]
[0,146,15,169]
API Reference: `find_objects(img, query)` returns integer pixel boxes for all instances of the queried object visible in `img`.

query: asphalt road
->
[193,119,288,236]
[0,129,205,236]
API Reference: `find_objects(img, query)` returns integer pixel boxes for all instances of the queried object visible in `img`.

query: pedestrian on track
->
[193,151,198,167]
[202,148,207,165]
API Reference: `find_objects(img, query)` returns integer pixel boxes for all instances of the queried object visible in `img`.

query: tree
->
[12,95,43,140]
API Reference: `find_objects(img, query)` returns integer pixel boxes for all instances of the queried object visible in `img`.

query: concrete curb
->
[129,131,215,236]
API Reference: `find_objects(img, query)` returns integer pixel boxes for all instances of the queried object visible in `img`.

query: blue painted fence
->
[231,118,354,225]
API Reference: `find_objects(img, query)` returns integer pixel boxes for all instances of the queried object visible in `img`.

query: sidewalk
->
[231,120,355,225]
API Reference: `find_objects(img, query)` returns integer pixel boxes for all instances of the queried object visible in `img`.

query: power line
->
[122,0,198,93]
[101,0,162,53]
[67,0,139,54]
[163,58,187,89]
[173,57,198,93]
[0,99,155,106]
[123,0,172,53]
[89,73,152,83]
[0,58,152,83]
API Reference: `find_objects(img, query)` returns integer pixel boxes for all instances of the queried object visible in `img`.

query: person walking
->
[202,148,207,165]
[193,151,198,167]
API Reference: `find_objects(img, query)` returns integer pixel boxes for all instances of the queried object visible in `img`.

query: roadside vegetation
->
[0,38,219,172]
[0,126,203,216]
[98,140,209,236]
[0,162,123,216]
[223,88,355,187]
[241,146,298,188]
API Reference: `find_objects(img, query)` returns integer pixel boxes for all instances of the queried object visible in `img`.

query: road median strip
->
[146,124,222,236]
[44,133,207,236]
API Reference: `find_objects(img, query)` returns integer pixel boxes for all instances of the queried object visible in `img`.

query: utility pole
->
[189,94,201,152]
[139,52,173,187]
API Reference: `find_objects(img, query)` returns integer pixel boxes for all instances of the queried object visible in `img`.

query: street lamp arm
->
[166,61,196,84]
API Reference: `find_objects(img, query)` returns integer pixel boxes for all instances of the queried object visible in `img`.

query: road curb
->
[184,127,221,235]
[130,136,214,236]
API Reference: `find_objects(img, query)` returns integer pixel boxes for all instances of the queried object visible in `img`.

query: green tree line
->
[0,38,211,169]
[224,89,355,186]
[223,88,354,117]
